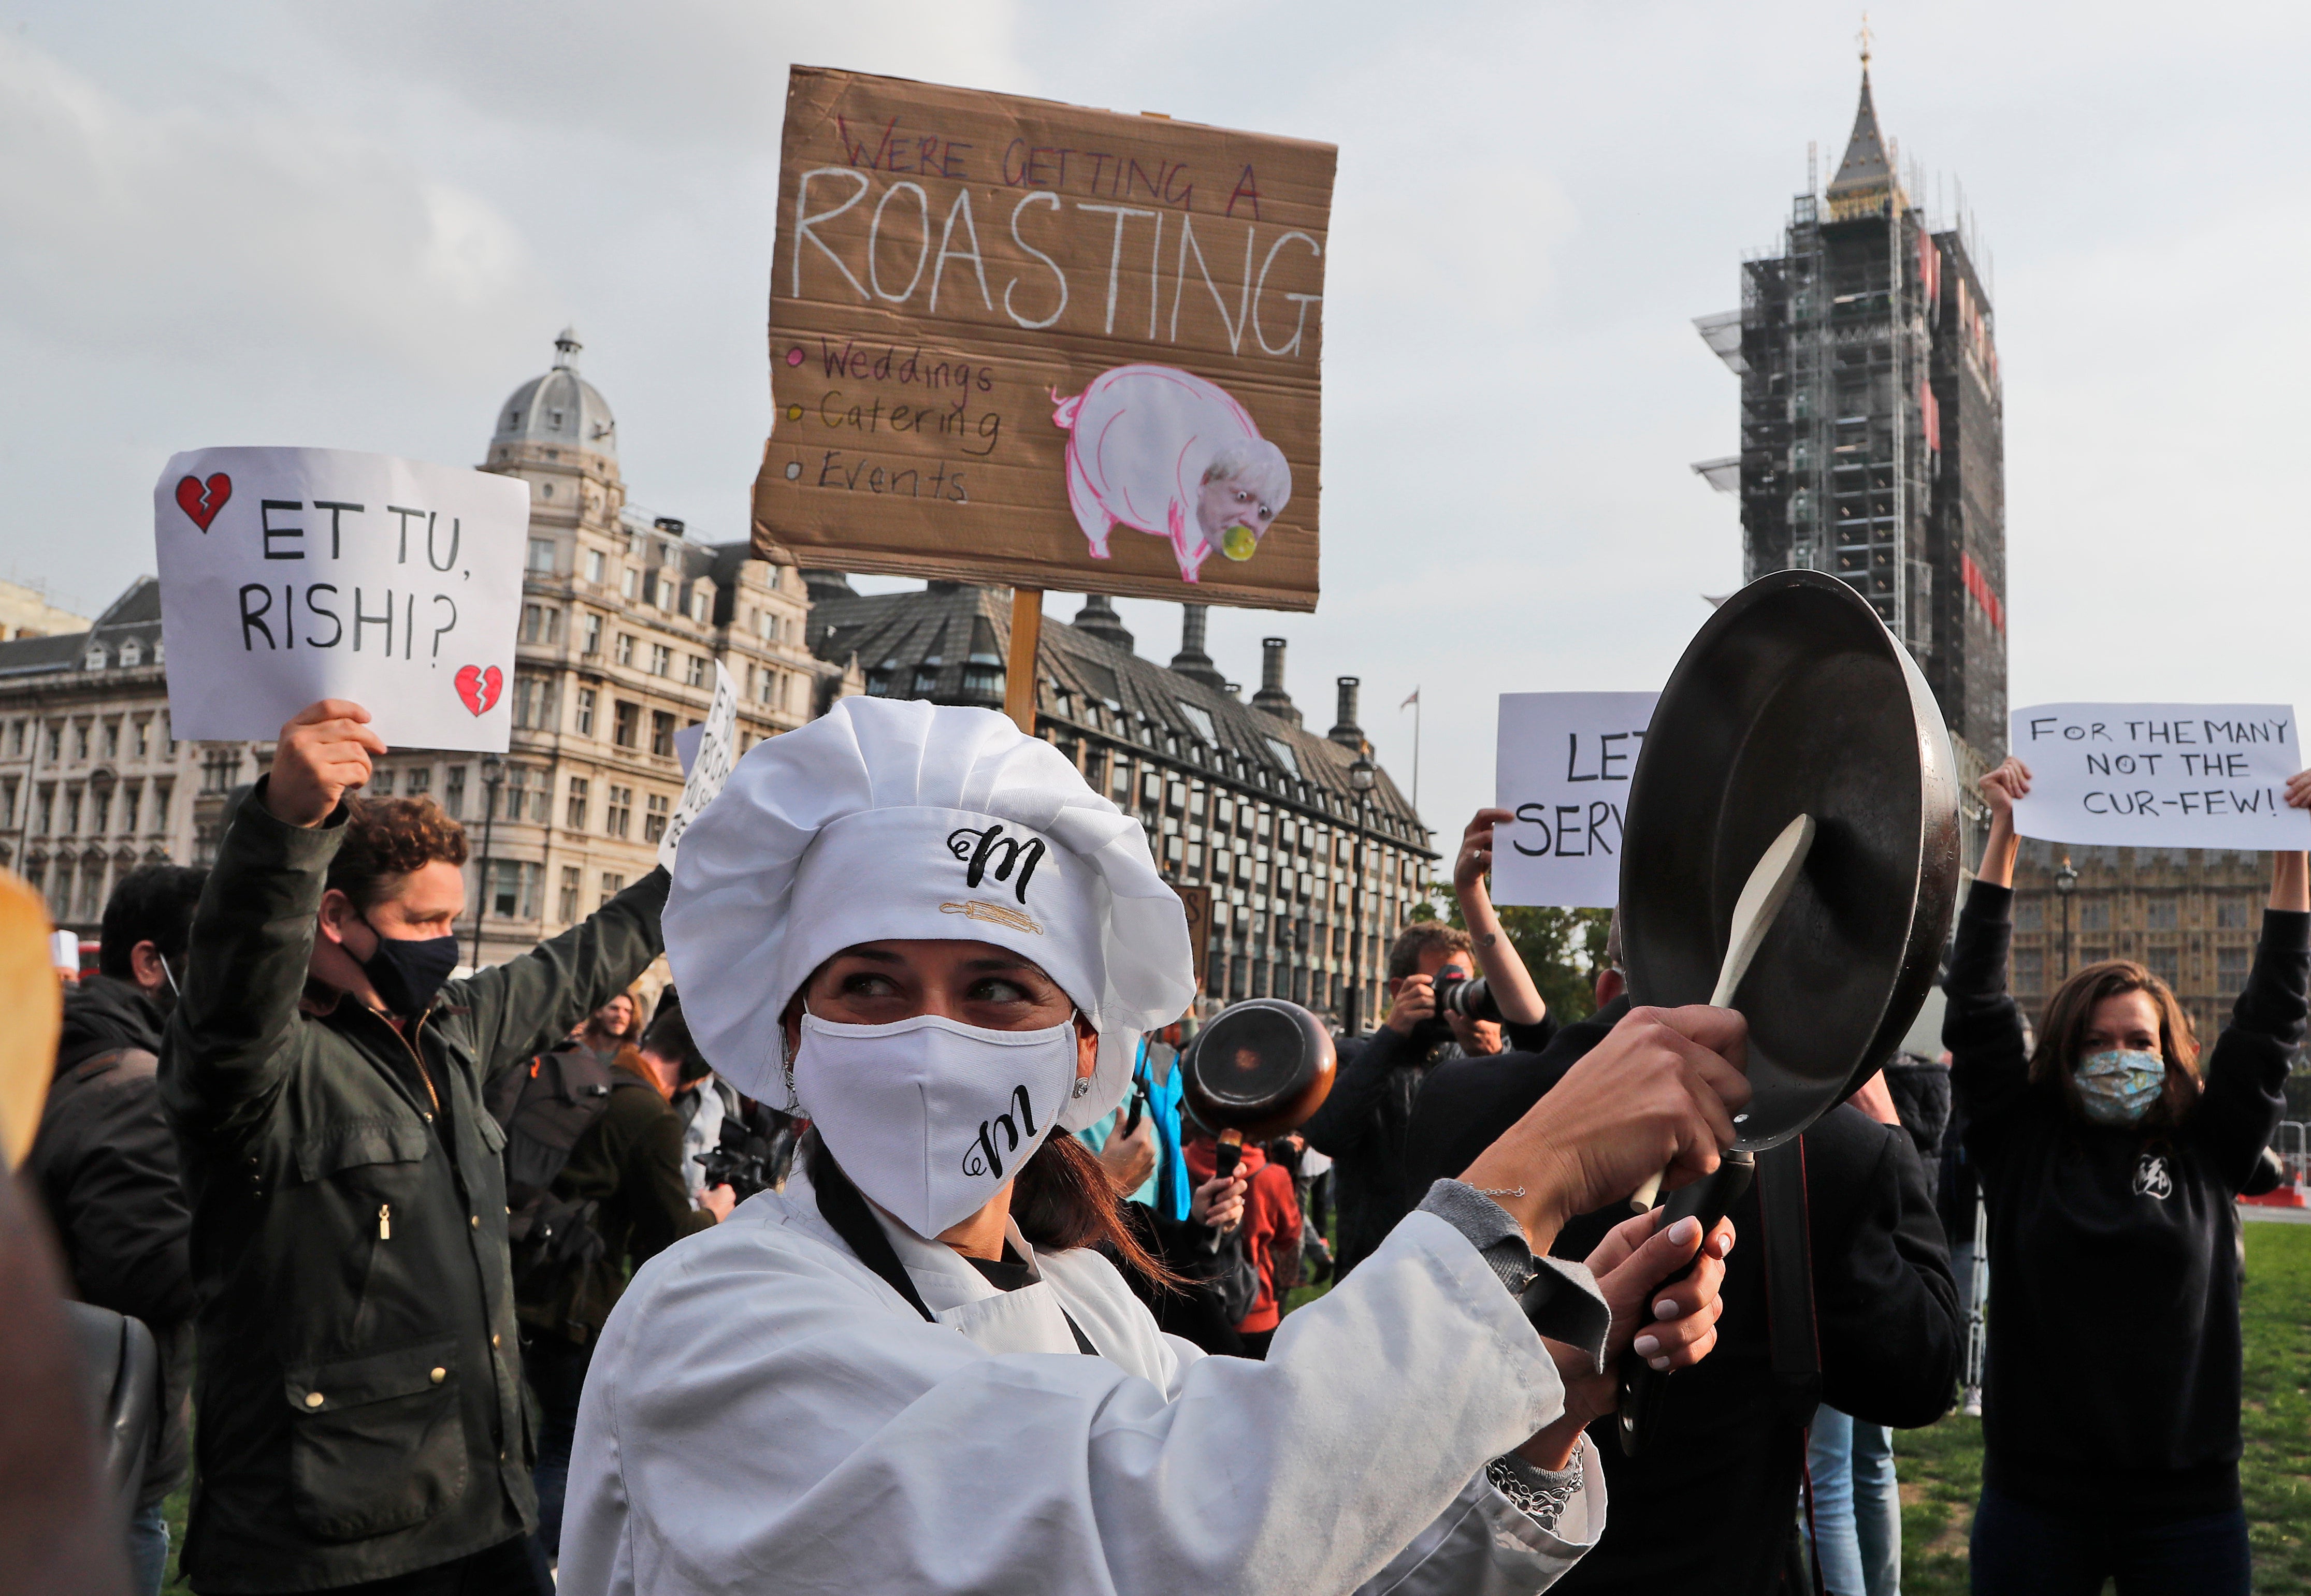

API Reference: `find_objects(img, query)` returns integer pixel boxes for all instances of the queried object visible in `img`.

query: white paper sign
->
[659,662,739,869]
[2009,702,2310,850]
[154,447,529,749]
[1492,692,1659,908]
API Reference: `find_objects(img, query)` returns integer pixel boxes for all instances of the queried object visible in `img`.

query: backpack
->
[485,1046,618,1305]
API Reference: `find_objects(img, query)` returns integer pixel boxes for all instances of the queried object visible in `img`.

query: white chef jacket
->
[560,1167,1606,1596]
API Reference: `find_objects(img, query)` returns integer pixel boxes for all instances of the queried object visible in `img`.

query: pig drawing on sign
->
[1051,365,1291,583]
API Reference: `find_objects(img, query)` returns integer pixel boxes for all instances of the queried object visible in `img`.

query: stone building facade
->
[405,328,842,965]
[2007,838,2274,1044]
[0,578,201,933]
[807,583,1435,1027]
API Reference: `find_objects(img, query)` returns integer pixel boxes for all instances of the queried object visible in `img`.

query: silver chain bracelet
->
[1485,1448,1584,1531]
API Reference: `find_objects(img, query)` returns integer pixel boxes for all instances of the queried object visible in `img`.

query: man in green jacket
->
[161,700,670,1595]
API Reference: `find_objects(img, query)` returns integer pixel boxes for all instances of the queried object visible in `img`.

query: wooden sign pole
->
[1004,587,1044,735]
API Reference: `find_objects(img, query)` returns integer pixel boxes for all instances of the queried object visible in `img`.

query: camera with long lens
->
[1428,968,1501,1023]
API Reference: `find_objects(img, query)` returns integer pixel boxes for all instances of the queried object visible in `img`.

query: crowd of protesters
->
[14,695,2310,1596]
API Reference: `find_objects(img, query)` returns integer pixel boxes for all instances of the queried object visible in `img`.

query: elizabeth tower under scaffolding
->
[1698,52,2009,765]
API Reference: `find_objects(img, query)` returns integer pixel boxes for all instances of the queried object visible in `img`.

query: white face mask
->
[791,1010,1082,1238]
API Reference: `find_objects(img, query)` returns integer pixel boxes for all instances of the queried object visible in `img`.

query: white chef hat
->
[663,695,1196,1131]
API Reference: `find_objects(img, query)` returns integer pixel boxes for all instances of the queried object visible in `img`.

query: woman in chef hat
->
[559,697,1749,1596]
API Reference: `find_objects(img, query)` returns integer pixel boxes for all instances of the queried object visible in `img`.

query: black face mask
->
[357,919,460,1016]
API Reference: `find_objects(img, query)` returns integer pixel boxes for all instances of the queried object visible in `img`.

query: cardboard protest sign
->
[2009,703,2311,851]
[155,448,528,750]
[755,66,1334,611]
[660,662,738,869]
[1492,692,1659,908]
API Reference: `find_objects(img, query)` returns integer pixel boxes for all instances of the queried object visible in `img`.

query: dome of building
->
[494,328,617,459]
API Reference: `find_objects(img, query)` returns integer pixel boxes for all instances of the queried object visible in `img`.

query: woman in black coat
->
[1947,757,2311,1595]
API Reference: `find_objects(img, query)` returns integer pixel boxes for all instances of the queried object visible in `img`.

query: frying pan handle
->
[1614,1149,1754,1459]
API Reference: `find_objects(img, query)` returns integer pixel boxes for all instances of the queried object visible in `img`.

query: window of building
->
[644,791,671,844]
[650,710,675,758]
[566,776,590,830]
[0,777,16,829]
[600,872,625,909]
[912,657,943,697]
[90,789,110,834]
[2146,946,2180,986]
[2217,896,2250,930]
[404,768,430,796]
[570,686,596,738]
[511,675,556,730]
[605,786,632,837]
[686,654,709,688]
[622,566,641,600]
[527,538,558,573]
[613,702,640,749]
[757,610,775,640]
[691,588,711,623]
[2145,897,2177,930]
[120,785,139,835]
[372,770,395,795]
[521,603,564,645]
[45,723,61,762]
[151,779,170,831]
[558,865,582,924]
[615,633,635,667]
[73,722,89,761]
[585,549,606,584]
[133,719,149,760]
[102,720,119,759]
[443,765,467,819]
[2078,898,2111,933]
[2015,897,2044,931]
[34,786,53,835]
[6,721,21,757]
[499,766,526,820]
[489,859,541,920]
[650,643,672,678]
[581,614,602,656]
[2218,946,2250,992]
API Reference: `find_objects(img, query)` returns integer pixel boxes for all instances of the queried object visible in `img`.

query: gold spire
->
[1858,12,1873,69]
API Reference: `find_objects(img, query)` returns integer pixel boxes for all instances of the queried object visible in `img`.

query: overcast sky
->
[5,2,2306,863]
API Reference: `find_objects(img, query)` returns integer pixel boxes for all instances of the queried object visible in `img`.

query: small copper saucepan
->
[1180,999,1337,1174]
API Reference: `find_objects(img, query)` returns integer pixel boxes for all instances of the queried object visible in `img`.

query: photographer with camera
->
[1301,814,1561,1281]
[496,994,735,1568]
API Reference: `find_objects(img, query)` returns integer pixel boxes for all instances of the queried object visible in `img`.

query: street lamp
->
[2054,854,2078,983]
[1347,749,1376,1035]
[470,752,505,968]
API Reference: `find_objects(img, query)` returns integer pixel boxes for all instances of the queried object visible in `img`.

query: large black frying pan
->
[1615,568,1961,1448]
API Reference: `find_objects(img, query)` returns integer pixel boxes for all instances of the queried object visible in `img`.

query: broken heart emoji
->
[175,473,232,531]
[454,664,503,717]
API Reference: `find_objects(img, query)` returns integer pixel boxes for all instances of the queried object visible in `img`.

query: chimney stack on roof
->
[1252,636,1301,727]
[1073,594,1135,654]
[1168,603,1227,690]
[1329,677,1363,748]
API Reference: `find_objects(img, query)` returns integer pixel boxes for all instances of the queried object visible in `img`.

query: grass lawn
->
[1896,1216,2311,1595]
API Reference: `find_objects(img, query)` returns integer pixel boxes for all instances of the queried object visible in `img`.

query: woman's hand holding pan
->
[1457,1005,1751,1257]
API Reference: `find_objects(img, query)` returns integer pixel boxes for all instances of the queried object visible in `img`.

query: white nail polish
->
[1649,1356,1672,1371]
[1669,1216,1700,1245]
[1633,1334,1660,1358]
[1654,1299,1679,1321]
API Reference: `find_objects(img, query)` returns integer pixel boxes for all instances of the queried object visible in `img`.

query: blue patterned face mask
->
[2075,1049,2165,1127]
